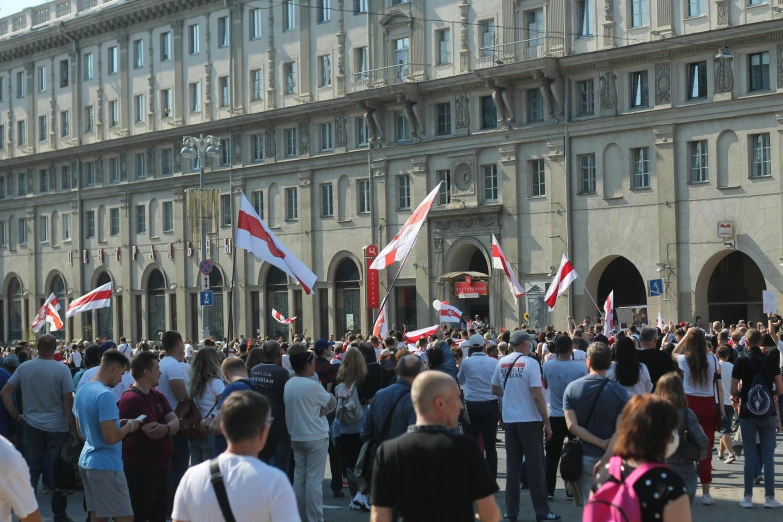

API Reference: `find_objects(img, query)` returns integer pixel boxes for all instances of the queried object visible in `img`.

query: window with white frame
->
[319,55,332,88]
[133,39,144,68]
[284,62,297,94]
[750,133,771,178]
[630,70,648,108]
[135,153,146,179]
[393,38,409,80]
[0,125,4,149]
[320,123,333,152]
[355,47,369,80]
[526,10,544,55]
[577,0,593,37]
[161,89,172,117]
[358,179,371,213]
[85,210,95,238]
[219,77,230,107]
[253,191,264,219]
[63,213,71,241]
[437,29,451,65]
[134,94,145,123]
[355,117,368,147]
[251,134,264,162]
[687,61,707,100]
[221,138,231,166]
[355,0,367,13]
[110,157,120,182]
[630,0,648,28]
[189,24,200,54]
[577,80,594,115]
[38,116,47,142]
[286,187,298,220]
[689,140,708,182]
[579,154,596,193]
[527,89,544,122]
[220,194,231,226]
[318,0,331,23]
[322,184,333,216]
[0,221,6,246]
[395,174,412,211]
[437,170,451,205]
[632,147,650,188]
[483,164,498,201]
[15,71,24,98]
[283,1,295,31]
[38,66,47,92]
[136,205,146,234]
[285,128,297,157]
[110,208,119,236]
[18,217,27,245]
[109,100,119,127]
[84,53,94,80]
[530,159,545,197]
[40,216,48,243]
[251,69,263,101]
[85,161,95,186]
[436,102,451,136]
[84,106,94,133]
[106,46,117,75]
[60,110,69,137]
[687,0,705,17]
[396,112,410,142]
[479,19,495,57]
[161,148,173,175]
[250,9,262,39]
[218,16,230,48]
[190,82,201,112]
[160,32,171,61]
[17,120,26,146]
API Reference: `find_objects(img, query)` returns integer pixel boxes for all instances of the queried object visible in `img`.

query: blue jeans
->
[739,416,777,498]
[188,434,214,466]
[24,426,68,521]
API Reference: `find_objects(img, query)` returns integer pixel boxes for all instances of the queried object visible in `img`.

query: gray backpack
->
[335,383,364,424]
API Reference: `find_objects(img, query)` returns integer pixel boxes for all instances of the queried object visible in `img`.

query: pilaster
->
[173,187,189,343]
[547,137,568,324]
[119,191,134,342]
[230,3,245,115]
[716,0,730,26]
[336,0,346,96]
[410,155,431,328]
[603,0,615,49]
[297,171,315,334]
[119,33,130,136]
[25,207,38,331]
[459,0,470,72]
[49,64,56,149]
[410,0,426,80]
[266,2,276,109]
[71,197,85,337]
[498,142,520,324]
[298,1,312,102]
[147,28,155,132]
[204,18,213,122]
[172,20,185,125]
[25,62,34,150]
[652,124,679,321]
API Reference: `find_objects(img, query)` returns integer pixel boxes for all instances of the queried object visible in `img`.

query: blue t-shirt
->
[212,379,253,455]
[542,359,588,417]
[75,381,123,470]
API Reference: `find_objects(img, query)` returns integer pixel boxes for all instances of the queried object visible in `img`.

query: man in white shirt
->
[173,391,298,522]
[70,348,83,370]
[457,334,500,480]
[0,435,42,522]
[117,337,133,360]
[184,340,195,364]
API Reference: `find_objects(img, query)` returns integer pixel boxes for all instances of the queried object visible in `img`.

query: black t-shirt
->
[593,462,687,522]
[372,428,498,522]
[249,363,291,458]
[731,348,781,418]
[594,334,609,345]
[637,349,675,390]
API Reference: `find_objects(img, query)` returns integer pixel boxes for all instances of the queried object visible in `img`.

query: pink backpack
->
[583,456,666,522]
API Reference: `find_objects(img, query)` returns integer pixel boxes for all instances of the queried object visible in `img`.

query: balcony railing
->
[477,37,559,69]
[352,63,430,92]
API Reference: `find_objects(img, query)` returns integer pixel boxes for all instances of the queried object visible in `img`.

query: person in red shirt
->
[118,351,180,522]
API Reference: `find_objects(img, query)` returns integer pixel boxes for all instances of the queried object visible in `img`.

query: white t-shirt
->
[677,353,718,397]
[157,356,188,410]
[185,344,195,359]
[281,354,291,370]
[572,349,587,364]
[75,367,135,403]
[0,436,38,522]
[606,363,653,396]
[283,376,332,442]
[117,344,133,359]
[172,453,299,522]
[491,352,543,423]
[70,351,82,368]
[716,360,733,405]
[192,378,226,419]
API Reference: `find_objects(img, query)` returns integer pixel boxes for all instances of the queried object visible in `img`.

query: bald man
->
[369,372,501,522]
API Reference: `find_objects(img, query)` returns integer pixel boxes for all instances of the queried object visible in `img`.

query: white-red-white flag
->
[657,312,664,330]
[403,325,439,344]
[544,254,578,311]
[373,303,388,339]
[271,309,296,325]
[66,282,112,318]
[236,194,318,295]
[439,301,463,324]
[604,291,614,334]
[370,182,441,270]
[31,293,64,332]
[492,234,525,301]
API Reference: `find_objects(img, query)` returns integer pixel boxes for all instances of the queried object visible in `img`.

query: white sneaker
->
[764,497,782,509]
[702,494,715,505]
[725,455,737,464]
[740,496,753,508]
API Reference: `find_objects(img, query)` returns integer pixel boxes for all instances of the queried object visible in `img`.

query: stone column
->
[498,142,521,324]
[119,33,130,135]
[231,175,247,337]
[119,191,135,341]
[459,0,470,73]
[49,64,56,149]
[147,29,155,132]
[25,62,34,149]
[502,0,515,45]
[172,20,185,124]
[71,195,85,337]
[96,50,104,140]
[25,207,38,327]
[336,0,346,95]
[298,1,312,102]
[547,138,569,325]
[297,171,316,334]
[173,187,189,342]
[653,124,680,321]
[6,76,14,159]
[230,3,245,115]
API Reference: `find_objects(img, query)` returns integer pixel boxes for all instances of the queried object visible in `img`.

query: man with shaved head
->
[369,371,501,522]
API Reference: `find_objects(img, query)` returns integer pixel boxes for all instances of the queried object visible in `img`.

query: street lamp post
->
[180,134,222,341]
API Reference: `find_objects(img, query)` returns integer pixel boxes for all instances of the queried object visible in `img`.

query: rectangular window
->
[527,88,544,122]
[85,161,95,186]
[437,29,451,65]
[396,112,410,142]
[530,159,546,197]
[63,214,71,241]
[283,1,295,31]
[482,164,498,201]
[0,222,5,246]
[251,69,263,101]
[687,61,707,100]
[250,9,262,39]
[318,0,331,23]
[61,165,71,189]
[750,133,771,178]
[161,148,173,175]
[632,147,651,188]
[689,140,708,182]
[40,216,48,243]
[0,125,3,149]
[60,110,70,137]
[39,168,50,192]
[85,210,95,238]
[135,153,145,179]
[284,62,297,94]
[110,208,119,236]
[190,82,201,112]
[60,59,69,87]
[18,218,27,245]
[577,0,593,37]
[320,123,333,151]
[38,66,47,92]
[285,128,297,157]
[436,103,451,136]
[251,134,264,162]
[0,77,3,101]
[630,70,649,108]
[631,0,648,28]
[103,100,117,129]
[481,95,497,129]
[398,175,411,209]
[16,71,25,98]
[38,115,47,142]
[393,38,410,80]
[161,89,172,118]
[133,39,144,69]
[253,191,264,219]
[437,170,451,205]
[84,106,94,133]
[110,157,120,182]
[319,55,332,88]
[479,19,495,57]
[188,24,200,55]
[687,0,705,17]
[355,47,369,80]
[286,187,298,220]
[160,31,171,61]
[136,205,146,234]
[134,94,145,123]
[355,117,368,147]
[579,154,596,193]
[17,120,26,146]
[577,80,594,115]
[221,138,231,166]
[217,16,230,48]
[162,201,173,232]
[219,77,230,107]
[526,10,544,56]
[0,177,4,199]
[358,179,371,213]
[321,184,333,216]
[355,0,368,14]
[220,194,231,226]
[84,52,93,80]
[749,52,770,92]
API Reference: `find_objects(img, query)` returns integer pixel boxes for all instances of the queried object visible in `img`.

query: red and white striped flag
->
[370,182,441,270]
[604,291,615,334]
[236,194,318,295]
[271,309,296,325]
[373,303,388,339]
[66,282,112,318]
[544,254,578,311]
[31,293,63,332]
[439,301,463,324]
[492,234,525,301]
[403,325,439,344]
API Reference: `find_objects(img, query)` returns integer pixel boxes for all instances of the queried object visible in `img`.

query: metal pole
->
[200,149,209,340]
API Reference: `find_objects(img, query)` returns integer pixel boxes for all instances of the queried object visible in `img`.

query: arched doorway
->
[208,269,225,341]
[95,272,113,339]
[266,266,289,340]
[444,242,491,324]
[595,256,647,326]
[8,277,23,341]
[50,275,66,340]
[706,251,765,324]
[335,259,361,335]
[147,269,166,340]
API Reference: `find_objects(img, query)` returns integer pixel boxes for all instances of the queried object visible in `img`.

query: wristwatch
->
[166,424,171,436]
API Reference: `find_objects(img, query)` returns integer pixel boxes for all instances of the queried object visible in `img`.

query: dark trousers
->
[169,435,190,515]
[464,400,500,480]
[24,425,68,521]
[505,421,551,519]
[544,416,574,497]
[125,467,171,522]
[328,435,344,491]
[336,433,363,497]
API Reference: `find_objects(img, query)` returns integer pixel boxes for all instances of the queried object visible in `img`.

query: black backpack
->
[741,355,775,419]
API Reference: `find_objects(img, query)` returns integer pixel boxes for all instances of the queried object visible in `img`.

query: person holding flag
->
[31,293,63,333]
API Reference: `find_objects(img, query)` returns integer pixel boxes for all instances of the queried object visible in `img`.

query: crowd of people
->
[0,312,780,522]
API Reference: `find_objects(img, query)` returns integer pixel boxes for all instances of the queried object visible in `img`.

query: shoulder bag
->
[712,354,722,433]
[676,407,703,462]
[559,378,609,482]
[209,458,237,522]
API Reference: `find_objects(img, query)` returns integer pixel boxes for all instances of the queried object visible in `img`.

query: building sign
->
[455,275,488,298]
[364,244,380,309]
[718,221,733,238]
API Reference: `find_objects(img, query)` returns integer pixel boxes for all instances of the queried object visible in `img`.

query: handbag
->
[560,378,609,482]
[677,408,703,462]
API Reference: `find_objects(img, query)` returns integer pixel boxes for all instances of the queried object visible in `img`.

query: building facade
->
[0,0,782,342]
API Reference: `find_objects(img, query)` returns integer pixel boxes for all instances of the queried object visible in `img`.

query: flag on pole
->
[438,301,463,324]
[236,193,318,295]
[370,182,441,270]
[403,325,439,344]
[271,309,296,325]
[31,293,63,332]
[66,282,112,318]
[604,291,615,334]
[544,254,578,311]
[373,303,388,339]
[492,234,525,301]
[657,313,664,330]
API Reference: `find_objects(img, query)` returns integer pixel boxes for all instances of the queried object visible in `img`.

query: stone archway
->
[695,250,766,324]
[585,255,647,325]
[443,240,492,325]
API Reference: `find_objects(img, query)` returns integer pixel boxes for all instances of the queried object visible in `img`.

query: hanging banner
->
[364,244,379,309]
[455,275,487,298]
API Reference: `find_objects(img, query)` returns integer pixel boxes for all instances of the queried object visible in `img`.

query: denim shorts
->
[720,404,735,434]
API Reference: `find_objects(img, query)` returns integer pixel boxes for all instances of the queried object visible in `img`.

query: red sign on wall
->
[364,244,380,309]
[455,281,488,297]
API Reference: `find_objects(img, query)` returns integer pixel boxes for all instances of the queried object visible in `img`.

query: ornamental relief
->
[434,216,497,231]
[599,71,617,109]
[714,56,734,93]
[655,62,671,105]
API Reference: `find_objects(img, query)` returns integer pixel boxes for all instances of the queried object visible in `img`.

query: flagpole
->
[576,274,603,317]
[372,246,414,329]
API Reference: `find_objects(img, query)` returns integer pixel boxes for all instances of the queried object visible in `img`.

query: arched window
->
[50,275,66,340]
[147,269,166,340]
[95,272,113,339]
[8,278,23,341]
[266,266,289,340]
[335,259,361,335]
[208,269,224,341]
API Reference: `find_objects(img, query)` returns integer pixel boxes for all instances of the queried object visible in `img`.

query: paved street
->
[26,430,783,521]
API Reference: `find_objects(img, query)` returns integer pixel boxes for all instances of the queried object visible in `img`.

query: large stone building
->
[0,0,781,343]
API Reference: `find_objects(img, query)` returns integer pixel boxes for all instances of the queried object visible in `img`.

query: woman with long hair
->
[654,372,709,503]
[607,337,652,396]
[672,327,723,505]
[589,395,692,522]
[187,347,225,465]
[330,347,369,511]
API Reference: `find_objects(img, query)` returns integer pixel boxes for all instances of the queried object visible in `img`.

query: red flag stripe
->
[70,289,112,308]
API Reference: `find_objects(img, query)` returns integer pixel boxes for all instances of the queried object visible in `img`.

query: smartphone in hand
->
[136,414,147,422]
